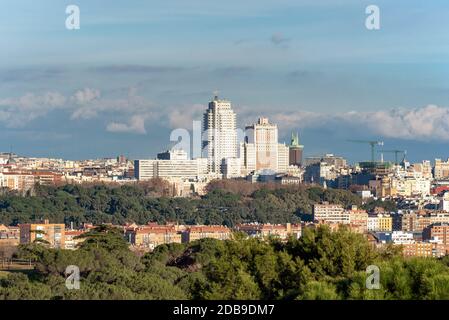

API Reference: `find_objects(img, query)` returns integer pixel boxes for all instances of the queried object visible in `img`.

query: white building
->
[245,117,278,172]
[240,117,290,175]
[223,158,242,179]
[391,231,415,244]
[134,157,208,180]
[240,142,256,175]
[202,96,238,175]
[439,192,449,212]
[277,143,289,173]
[367,216,378,232]
[313,203,349,224]
[157,149,189,160]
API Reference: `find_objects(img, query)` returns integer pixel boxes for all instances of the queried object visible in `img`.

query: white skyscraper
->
[202,96,238,174]
[240,117,289,174]
[246,117,279,172]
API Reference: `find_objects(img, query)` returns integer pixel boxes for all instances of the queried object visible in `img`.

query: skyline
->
[1,0,449,162]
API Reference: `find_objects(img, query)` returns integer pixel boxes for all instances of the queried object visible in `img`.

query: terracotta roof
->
[187,225,230,233]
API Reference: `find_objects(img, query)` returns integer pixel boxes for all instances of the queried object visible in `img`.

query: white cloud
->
[106,115,147,134]
[70,87,152,120]
[354,105,449,140]
[71,88,100,105]
[261,104,449,141]
[168,104,205,129]
[0,91,66,127]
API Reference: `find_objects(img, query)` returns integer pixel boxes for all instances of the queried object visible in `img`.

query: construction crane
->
[378,149,407,165]
[347,139,384,163]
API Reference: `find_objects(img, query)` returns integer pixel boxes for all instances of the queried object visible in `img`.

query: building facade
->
[202,96,238,174]
[19,220,65,248]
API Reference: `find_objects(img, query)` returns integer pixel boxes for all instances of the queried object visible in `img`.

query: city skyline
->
[1,0,449,162]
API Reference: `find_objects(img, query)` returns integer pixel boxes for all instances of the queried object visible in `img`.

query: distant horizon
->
[1,0,449,164]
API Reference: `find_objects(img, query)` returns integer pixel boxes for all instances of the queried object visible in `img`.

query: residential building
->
[401,211,449,232]
[19,220,65,248]
[423,223,449,245]
[313,203,349,224]
[435,158,449,180]
[401,242,449,258]
[439,192,449,212]
[182,225,231,243]
[64,230,86,250]
[367,214,393,232]
[348,207,368,233]
[391,231,415,244]
[235,223,301,240]
[125,223,182,250]
[0,225,20,251]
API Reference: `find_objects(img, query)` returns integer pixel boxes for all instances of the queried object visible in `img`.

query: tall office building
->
[202,96,238,174]
[240,117,290,174]
[277,143,289,173]
[245,117,278,172]
[289,132,304,167]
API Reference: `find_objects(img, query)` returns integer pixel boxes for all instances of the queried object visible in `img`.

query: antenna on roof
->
[213,90,220,100]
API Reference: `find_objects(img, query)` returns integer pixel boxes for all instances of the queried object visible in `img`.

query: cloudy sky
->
[1,0,449,163]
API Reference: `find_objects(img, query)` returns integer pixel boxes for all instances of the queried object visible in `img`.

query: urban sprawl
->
[2,96,449,258]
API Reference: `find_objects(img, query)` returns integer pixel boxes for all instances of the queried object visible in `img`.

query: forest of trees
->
[0,180,386,227]
[1,224,449,300]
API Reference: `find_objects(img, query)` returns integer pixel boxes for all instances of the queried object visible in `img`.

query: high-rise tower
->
[202,95,238,174]
[289,132,304,166]
[245,117,279,172]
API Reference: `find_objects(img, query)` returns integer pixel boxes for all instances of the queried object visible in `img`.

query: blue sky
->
[0,0,449,163]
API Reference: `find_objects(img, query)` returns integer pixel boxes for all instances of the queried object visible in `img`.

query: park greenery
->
[0,179,391,227]
[1,224,449,300]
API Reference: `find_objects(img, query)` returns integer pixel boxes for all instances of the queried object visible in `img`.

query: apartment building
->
[313,203,349,224]
[348,207,368,232]
[435,158,449,180]
[64,230,86,250]
[235,223,301,240]
[0,225,20,250]
[401,242,449,258]
[182,225,231,243]
[401,211,449,232]
[367,214,393,232]
[423,223,449,244]
[391,231,415,244]
[19,220,65,248]
[125,224,182,250]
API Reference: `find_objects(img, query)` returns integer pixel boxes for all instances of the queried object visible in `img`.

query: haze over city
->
[1,0,449,163]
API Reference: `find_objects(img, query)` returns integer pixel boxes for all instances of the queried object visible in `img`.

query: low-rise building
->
[367,214,392,232]
[400,242,449,258]
[423,223,449,245]
[64,230,86,250]
[348,207,368,233]
[19,220,65,249]
[0,225,20,253]
[313,203,349,224]
[235,223,301,240]
[125,223,182,250]
[182,225,231,243]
